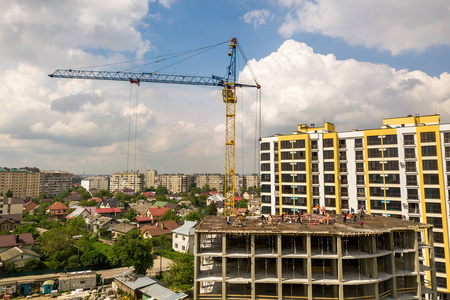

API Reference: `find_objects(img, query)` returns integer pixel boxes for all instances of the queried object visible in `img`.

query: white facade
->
[81,176,109,191]
[172,221,196,253]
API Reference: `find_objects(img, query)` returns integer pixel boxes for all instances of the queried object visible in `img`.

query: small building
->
[142,207,170,224]
[0,233,34,253]
[17,281,32,296]
[139,283,187,300]
[65,207,92,219]
[111,223,136,239]
[0,281,17,297]
[59,271,96,292]
[47,201,69,221]
[172,221,196,253]
[95,207,122,218]
[40,280,55,294]
[0,247,40,268]
[134,216,153,228]
[140,220,179,239]
[99,198,125,210]
[0,217,20,232]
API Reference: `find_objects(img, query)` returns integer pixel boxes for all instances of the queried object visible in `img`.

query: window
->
[383,135,397,145]
[424,188,440,199]
[293,140,305,149]
[422,160,438,170]
[426,203,441,213]
[175,234,178,238]
[311,140,318,149]
[323,150,334,159]
[355,151,363,160]
[355,139,363,148]
[341,187,348,197]
[273,142,278,151]
[325,198,336,207]
[356,175,365,185]
[324,174,335,183]
[312,163,319,172]
[436,262,446,273]
[357,188,365,197]
[407,189,419,199]
[405,161,416,172]
[385,161,399,171]
[323,162,334,171]
[261,142,270,150]
[340,175,348,184]
[368,148,382,158]
[313,187,319,196]
[175,243,178,248]
[182,236,185,241]
[385,148,398,157]
[339,163,347,172]
[280,140,291,149]
[428,217,443,228]
[404,148,415,158]
[325,186,335,195]
[261,196,271,203]
[182,246,186,251]
[406,175,417,186]
[261,153,270,161]
[339,139,346,148]
[444,132,450,143]
[423,174,439,185]
[420,131,436,143]
[261,163,270,171]
[367,136,381,145]
[368,161,383,171]
[421,145,437,156]
[434,232,444,243]
[261,174,271,182]
[261,185,271,193]
[356,163,364,172]
[403,134,414,145]
[323,138,334,147]
[369,174,383,184]
[312,175,319,184]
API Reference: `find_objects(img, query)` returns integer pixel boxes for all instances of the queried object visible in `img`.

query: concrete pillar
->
[427,228,437,300]
[337,235,344,300]
[307,235,312,300]
[414,232,421,298]
[371,235,379,300]
[251,234,255,300]
[222,234,227,300]
[194,233,199,300]
[277,234,282,300]
[388,232,397,299]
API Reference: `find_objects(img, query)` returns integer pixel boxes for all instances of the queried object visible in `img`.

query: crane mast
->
[49,38,259,216]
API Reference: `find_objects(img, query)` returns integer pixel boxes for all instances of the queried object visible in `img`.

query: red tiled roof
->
[143,192,154,197]
[0,233,34,248]
[135,216,152,222]
[96,207,121,214]
[148,207,170,217]
[39,198,53,203]
[235,196,244,201]
[140,220,179,237]
[49,201,68,211]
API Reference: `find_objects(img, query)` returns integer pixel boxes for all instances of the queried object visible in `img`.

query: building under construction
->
[194,215,437,300]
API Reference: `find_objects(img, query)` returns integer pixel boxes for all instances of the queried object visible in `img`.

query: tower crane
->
[49,38,260,216]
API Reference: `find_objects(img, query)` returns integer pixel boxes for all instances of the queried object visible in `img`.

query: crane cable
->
[126,83,140,172]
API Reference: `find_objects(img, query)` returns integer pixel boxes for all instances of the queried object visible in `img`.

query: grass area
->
[92,241,113,260]
[153,249,180,260]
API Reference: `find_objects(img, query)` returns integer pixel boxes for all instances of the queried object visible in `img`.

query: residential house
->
[98,198,125,210]
[86,215,118,233]
[39,198,53,204]
[111,223,136,239]
[23,201,39,214]
[47,201,69,220]
[140,221,179,239]
[64,193,81,203]
[113,271,187,300]
[95,207,122,218]
[0,233,34,253]
[235,207,248,216]
[142,192,154,198]
[166,194,180,200]
[0,247,40,268]
[206,193,224,206]
[0,217,20,232]
[128,201,153,215]
[165,203,182,213]
[141,207,170,224]
[151,201,168,208]
[243,190,257,200]
[134,216,153,228]
[172,221,196,253]
[247,199,261,214]
[65,207,93,220]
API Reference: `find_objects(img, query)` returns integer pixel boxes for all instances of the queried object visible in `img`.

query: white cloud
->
[158,0,177,9]
[276,0,450,55]
[243,9,271,28]
[239,40,450,136]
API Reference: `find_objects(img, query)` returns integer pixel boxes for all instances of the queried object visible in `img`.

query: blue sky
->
[0,0,449,175]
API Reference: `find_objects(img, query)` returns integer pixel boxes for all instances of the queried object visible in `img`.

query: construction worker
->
[315,204,320,214]
[321,206,326,216]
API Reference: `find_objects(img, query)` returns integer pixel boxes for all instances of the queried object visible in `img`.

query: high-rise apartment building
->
[145,170,157,188]
[0,167,40,198]
[195,174,224,192]
[155,174,192,194]
[260,114,450,294]
[81,176,109,191]
[109,171,144,193]
[40,170,73,197]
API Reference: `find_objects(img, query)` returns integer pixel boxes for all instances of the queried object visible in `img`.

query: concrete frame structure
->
[260,115,450,295]
[194,216,436,300]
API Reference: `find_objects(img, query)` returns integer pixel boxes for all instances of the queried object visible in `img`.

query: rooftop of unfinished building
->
[196,214,432,236]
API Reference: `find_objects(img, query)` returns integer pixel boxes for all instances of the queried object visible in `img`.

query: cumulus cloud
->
[276,0,450,55]
[239,40,450,136]
[243,9,271,28]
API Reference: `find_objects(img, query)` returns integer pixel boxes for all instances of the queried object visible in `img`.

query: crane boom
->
[49,38,259,216]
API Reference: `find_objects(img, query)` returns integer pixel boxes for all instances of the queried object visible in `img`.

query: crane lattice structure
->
[49,38,260,216]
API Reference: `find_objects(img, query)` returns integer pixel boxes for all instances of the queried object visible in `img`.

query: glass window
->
[260,142,270,150]
[384,161,399,171]
[404,148,415,158]
[426,203,442,213]
[421,145,437,156]
[355,151,364,160]
[383,135,397,145]
[385,148,398,157]
[444,132,450,143]
[323,162,334,171]
[324,174,335,183]
[293,140,305,149]
[424,188,440,199]
[356,163,364,172]
[261,153,270,161]
[325,198,336,207]
[422,160,438,170]
[407,189,419,199]
[403,134,414,145]
[311,140,318,149]
[368,161,383,171]
[261,163,270,171]
[367,136,381,145]
[405,162,416,172]
[323,138,334,147]
[420,131,436,143]
[368,148,382,158]
[406,175,417,186]
[325,186,335,195]
[354,138,363,148]
[423,174,439,185]
[323,150,334,159]
[356,175,365,185]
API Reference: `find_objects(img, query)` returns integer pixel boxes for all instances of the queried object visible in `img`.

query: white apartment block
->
[145,169,157,189]
[260,114,450,295]
[109,171,144,193]
[81,176,109,191]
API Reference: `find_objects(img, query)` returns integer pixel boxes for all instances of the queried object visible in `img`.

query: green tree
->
[163,253,194,292]
[81,250,107,267]
[236,199,249,209]
[23,259,47,271]
[81,191,92,201]
[5,189,13,197]
[205,202,217,216]
[161,210,180,222]
[112,230,153,275]
[184,211,204,222]
[122,208,137,221]
[156,185,168,196]
[1,261,16,274]
[93,190,113,198]
[13,222,39,240]
[144,186,156,192]
[201,184,211,193]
